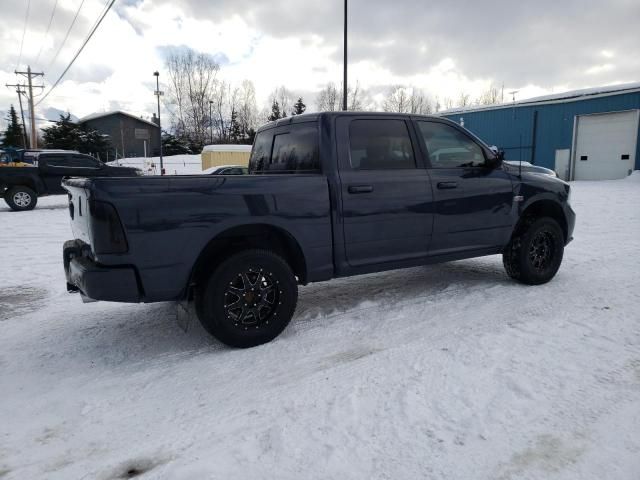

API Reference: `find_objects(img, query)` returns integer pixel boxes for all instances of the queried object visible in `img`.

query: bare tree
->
[457,92,471,108]
[237,80,258,139]
[165,48,220,148]
[210,80,231,142]
[316,83,340,111]
[434,96,442,113]
[383,86,432,114]
[347,81,370,111]
[316,82,368,111]
[443,97,454,110]
[476,85,501,105]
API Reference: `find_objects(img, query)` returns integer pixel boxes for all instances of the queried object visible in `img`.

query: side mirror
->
[486,147,504,168]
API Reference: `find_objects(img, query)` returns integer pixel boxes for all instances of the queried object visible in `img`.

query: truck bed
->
[63,174,333,302]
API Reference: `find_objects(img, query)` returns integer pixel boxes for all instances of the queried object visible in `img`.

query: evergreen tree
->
[292,97,306,115]
[267,100,282,122]
[162,131,192,155]
[42,114,81,151]
[78,128,111,160]
[229,109,242,143]
[244,128,256,145]
[1,105,26,148]
[42,113,111,159]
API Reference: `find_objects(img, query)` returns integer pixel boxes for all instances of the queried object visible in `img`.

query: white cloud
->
[1,0,638,133]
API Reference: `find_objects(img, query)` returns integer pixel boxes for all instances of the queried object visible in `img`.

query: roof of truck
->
[257,111,447,133]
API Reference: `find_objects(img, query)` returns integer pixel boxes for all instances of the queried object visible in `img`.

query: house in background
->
[78,111,160,159]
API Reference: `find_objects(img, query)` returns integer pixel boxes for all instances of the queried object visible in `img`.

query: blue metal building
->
[442,83,640,180]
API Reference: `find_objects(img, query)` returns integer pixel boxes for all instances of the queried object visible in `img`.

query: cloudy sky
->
[1,0,638,128]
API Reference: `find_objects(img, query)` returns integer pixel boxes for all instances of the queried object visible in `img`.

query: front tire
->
[196,249,298,348]
[503,217,564,285]
[4,186,38,211]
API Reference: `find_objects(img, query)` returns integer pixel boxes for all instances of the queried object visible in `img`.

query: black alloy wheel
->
[196,249,298,348]
[503,216,565,285]
[528,229,556,273]
[223,268,281,329]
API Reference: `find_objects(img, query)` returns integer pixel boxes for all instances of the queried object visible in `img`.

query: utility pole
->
[4,83,29,148]
[153,71,164,175]
[342,0,348,111]
[14,66,44,149]
[16,87,28,148]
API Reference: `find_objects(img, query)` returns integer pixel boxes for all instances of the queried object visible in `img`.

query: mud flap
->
[176,300,195,332]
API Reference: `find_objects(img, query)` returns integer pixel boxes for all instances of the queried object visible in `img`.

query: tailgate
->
[63,179,92,246]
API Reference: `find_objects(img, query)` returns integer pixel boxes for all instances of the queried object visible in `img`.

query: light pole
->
[342,0,348,111]
[209,100,213,145]
[153,71,164,175]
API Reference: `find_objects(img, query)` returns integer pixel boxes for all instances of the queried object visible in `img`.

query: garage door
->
[573,110,639,180]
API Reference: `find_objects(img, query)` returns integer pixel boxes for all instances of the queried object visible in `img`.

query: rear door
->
[39,154,72,194]
[336,116,434,268]
[414,120,514,255]
[68,154,105,177]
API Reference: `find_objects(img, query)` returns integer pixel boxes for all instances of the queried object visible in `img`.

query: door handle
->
[437,181,458,189]
[348,185,374,194]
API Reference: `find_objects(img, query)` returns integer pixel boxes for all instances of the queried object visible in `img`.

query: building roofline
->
[78,110,159,128]
[439,81,640,116]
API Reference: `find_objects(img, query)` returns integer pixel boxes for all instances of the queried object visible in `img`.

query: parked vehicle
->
[1,150,141,211]
[62,112,575,348]
[202,165,249,175]
[504,160,557,177]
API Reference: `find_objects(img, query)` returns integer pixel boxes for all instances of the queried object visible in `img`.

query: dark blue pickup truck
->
[62,112,575,347]
[1,150,140,211]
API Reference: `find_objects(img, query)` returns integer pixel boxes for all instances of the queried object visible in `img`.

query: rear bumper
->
[63,240,141,303]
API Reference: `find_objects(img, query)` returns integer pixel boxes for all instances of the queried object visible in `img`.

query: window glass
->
[250,124,319,173]
[417,121,486,168]
[71,155,101,168]
[348,119,415,169]
[45,155,71,167]
[249,130,273,172]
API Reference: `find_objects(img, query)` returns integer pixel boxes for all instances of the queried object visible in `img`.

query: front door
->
[414,120,514,255]
[336,116,434,268]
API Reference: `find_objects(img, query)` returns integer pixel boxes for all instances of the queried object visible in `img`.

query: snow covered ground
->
[1,176,639,479]
[108,154,204,175]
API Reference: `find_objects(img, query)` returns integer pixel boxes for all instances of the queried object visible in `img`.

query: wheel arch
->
[187,223,308,298]
[517,199,568,242]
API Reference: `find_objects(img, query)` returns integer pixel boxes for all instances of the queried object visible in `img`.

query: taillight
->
[90,200,128,254]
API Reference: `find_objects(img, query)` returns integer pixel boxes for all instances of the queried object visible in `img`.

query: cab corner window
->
[418,121,486,168]
[349,119,415,170]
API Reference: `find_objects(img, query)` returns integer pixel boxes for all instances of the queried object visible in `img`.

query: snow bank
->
[624,170,640,182]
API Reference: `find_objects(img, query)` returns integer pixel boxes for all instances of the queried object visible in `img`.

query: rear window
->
[249,124,320,174]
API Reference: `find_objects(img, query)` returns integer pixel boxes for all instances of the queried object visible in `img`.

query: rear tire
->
[4,186,38,211]
[503,216,564,285]
[196,249,298,348]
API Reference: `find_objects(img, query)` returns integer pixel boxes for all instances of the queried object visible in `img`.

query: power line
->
[16,0,32,70]
[37,0,117,107]
[47,0,86,71]
[35,0,60,66]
